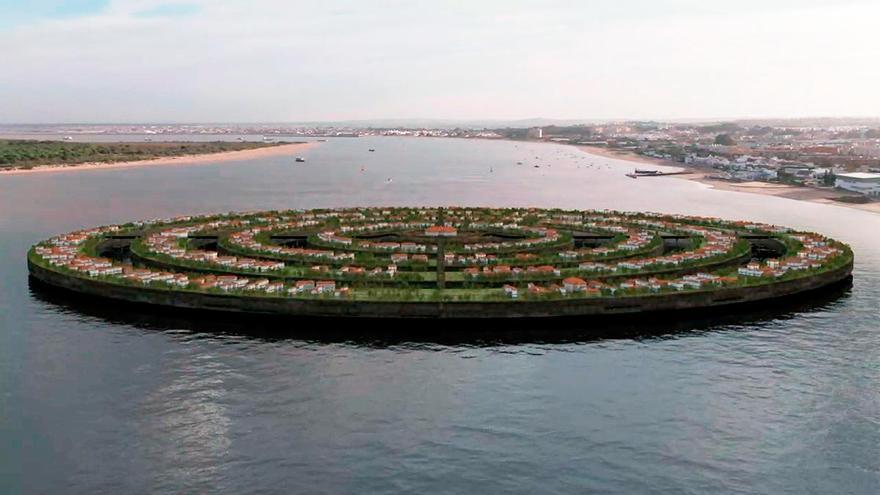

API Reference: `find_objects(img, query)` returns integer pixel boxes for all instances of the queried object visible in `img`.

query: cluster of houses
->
[288,279,348,296]
[571,224,656,258]
[144,225,285,273]
[465,264,561,279]
[737,234,842,278]
[391,253,430,264]
[35,226,124,278]
[683,153,839,183]
[616,230,654,251]
[335,208,438,224]
[311,264,401,279]
[184,274,348,297]
[187,274,283,292]
[121,269,196,287]
[358,240,432,252]
[35,230,192,288]
[334,221,433,235]
[463,226,560,252]
[425,225,458,237]
[576,226,736,275]
[316,231,354,245]
[503,272,740,299]
[444,252,500,265]
[728,220,791,234]
[597,212,787,236]
[228,225,355,262]
[444,209,530,226]
[36,247,124,278]
[34,224,354,299]
[317,221,437,253]
[504,277,605,298]
[614,272,737,291]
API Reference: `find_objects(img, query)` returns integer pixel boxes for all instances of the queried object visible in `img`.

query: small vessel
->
[386,177,393,183]
[635,169,659,175]
[63,136,73,141]
[295,157,306,163]
[369,148,376,152]
[626,173,638,179]
[533,165,540,168]
[516,161,523,165]
[317,139,327,142]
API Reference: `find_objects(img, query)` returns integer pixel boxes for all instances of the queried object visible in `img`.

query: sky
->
[1,0,879,124]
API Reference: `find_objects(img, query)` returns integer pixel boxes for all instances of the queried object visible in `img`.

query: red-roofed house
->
[563,277,588,292]
[425,225,458,237]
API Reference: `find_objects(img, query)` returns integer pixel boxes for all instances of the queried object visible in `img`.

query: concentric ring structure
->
[28,207,853,319]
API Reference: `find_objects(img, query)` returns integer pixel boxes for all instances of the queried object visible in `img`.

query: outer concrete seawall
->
[28,258,853,319]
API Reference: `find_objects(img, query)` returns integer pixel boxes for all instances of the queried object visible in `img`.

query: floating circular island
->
[28,207,853,319]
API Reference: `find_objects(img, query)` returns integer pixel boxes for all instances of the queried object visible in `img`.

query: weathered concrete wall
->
[29,258,853,319]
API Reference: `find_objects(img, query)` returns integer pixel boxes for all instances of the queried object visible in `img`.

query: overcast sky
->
[2,0,879,123]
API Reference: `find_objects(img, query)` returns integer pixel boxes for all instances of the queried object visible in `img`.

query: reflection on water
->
[28,275,854,346]
[139,356,232,492]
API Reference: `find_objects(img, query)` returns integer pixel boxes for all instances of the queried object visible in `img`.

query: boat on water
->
[63,136,73,141]
[635,168,659,175]
[626,173,639,179]
[295,157,306,162]
[368,148,376,152]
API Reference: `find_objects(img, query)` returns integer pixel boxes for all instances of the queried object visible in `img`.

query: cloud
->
[1,0,878,122]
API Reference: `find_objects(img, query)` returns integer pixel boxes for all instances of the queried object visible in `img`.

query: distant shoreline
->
[575,144,880,215]
[0,142,316,176]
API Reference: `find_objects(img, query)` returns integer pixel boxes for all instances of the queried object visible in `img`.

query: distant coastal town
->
[507,120,880,201]
[3,119,880,203]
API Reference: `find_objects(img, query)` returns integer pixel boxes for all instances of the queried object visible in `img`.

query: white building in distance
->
[836,172,880,196]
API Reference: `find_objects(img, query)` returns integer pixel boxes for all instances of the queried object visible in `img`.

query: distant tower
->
[527,127,543,139]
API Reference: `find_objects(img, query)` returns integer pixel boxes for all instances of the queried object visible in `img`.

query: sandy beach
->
[0,142,316,176]
[576,144,880,214]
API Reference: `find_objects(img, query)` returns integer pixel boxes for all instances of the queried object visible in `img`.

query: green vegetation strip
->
[0,139,294,170]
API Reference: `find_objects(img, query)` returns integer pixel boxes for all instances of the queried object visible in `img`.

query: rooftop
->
[836,172,880,180]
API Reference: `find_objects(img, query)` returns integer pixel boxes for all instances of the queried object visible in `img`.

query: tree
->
[714,134,736,146]
[822,171,836,187]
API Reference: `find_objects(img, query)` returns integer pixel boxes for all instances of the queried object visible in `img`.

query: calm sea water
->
[1,137,879,494]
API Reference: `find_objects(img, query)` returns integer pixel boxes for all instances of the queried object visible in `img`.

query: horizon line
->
[3,116,880,127]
